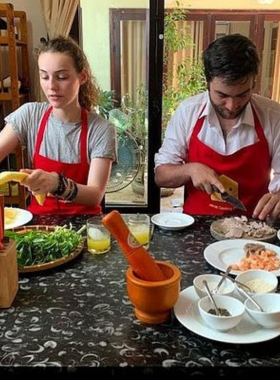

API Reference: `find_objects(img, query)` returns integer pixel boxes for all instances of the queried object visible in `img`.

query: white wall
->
[80,0,147,92]
[6,0,280,97]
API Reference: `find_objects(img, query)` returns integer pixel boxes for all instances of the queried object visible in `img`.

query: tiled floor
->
[160,186,184,212]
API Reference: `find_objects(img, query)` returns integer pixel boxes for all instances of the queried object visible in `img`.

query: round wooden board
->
[9,225,85,273]
[210,219,277,243]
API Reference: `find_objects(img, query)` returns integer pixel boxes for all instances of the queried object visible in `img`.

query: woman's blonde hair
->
[38,35,99,112]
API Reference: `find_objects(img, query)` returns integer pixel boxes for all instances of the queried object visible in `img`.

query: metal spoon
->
[212,265,232,294]
[236,285,265,312]
[203,280,221,316]
[219,272,252,293]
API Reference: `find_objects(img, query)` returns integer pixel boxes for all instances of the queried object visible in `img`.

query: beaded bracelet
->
[50,173,78,202]
[65,179,78,202]
[50,173,68,197]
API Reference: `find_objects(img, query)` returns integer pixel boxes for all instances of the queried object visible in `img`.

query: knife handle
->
[211,185,222,194]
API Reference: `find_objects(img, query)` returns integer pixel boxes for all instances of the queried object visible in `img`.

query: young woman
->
[0,35,117,215]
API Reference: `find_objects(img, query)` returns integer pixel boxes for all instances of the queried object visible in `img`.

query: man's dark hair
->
[203,34,260,85]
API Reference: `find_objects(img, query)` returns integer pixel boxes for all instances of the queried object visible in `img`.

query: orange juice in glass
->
[126,214,150,249]
[87,218,111,254]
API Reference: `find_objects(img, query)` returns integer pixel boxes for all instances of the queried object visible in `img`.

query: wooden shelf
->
[0,3,30,208]
[0,93,29,101]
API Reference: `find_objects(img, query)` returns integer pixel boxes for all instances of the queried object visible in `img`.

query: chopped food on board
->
[220,216,276,239]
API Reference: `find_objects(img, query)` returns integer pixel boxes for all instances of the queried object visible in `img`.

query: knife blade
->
[211,185,247,211]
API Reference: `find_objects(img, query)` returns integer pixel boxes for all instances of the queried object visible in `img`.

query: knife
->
[211,185,247,211]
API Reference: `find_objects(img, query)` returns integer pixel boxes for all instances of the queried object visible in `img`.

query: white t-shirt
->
[155,92,280,193]
[5,102,117,167]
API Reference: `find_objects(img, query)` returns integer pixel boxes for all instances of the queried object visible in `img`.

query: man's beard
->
[210,97,249,120]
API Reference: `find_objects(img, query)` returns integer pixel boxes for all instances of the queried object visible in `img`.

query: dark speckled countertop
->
[1,214,280,379]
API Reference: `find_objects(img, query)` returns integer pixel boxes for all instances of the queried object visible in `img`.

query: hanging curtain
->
[34,0,79,101]
[271,24,280,103]
[40,0,79,39]
[120,20,146,103]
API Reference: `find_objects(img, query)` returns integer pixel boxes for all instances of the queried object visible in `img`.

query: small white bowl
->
[193,274,235,299]
[244,293,280,329]
[235,269,278,300]
[198,294,245,331]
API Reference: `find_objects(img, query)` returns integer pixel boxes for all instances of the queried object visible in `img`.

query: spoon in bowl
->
[203,280,221,316]
[236,285,265,312]
[219,272,252,293]
[212,265,232,294]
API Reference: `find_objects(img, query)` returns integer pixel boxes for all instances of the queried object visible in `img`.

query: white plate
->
[204,239,280,277]
[4,207,33,230]
[151,212,194,231]
[174,286,280,344]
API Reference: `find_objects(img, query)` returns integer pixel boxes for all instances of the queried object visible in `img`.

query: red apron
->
[183,105,271,216]
[28,107,101,215]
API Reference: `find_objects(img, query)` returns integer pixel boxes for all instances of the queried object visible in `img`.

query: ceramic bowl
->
[235,269,278,300]
[244,293,280,329]
[193,273,235,298]
[198,294,245,331]
[126,260,181,324]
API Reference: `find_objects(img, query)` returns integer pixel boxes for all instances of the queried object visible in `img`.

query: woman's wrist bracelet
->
[65,179,78,202]
[51,173,67,196]
[50,173,78,202]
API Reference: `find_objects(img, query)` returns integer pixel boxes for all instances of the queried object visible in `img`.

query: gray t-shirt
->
[5,102,117,167]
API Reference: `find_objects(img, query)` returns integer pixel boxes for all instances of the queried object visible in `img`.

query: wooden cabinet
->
[0,3,30,208]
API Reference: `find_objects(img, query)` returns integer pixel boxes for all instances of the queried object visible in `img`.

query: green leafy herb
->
[5,226,83,268]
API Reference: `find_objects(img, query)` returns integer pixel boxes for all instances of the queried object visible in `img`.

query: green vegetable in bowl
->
[5,225,83,268]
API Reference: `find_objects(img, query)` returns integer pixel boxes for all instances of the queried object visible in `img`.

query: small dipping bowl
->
[244,293,280,329]
[126,260,181,324]
[235,269,278,300]
[198,294,245,331]
[193,273,235,298]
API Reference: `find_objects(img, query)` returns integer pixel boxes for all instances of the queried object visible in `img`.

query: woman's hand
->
[253,191,280,220]
[20,168,58,195]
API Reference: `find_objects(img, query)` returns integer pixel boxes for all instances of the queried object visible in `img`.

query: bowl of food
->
[235,269,278,300]
[193,273,235,298]
[198,294,245,331]
[244,293,280,329]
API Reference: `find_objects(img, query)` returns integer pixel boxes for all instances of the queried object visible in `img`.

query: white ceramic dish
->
[151,212,194,231]
[211,218,277,242]
[4,207,33,230]
[244,293,280,329]
[173,286,280,344]
[193,273,235,298]
[235,269,278,299]
[198,294,245,331]
[204,239,280,277]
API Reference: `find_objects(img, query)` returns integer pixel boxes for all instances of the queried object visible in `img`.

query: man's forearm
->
[155,163,191,188]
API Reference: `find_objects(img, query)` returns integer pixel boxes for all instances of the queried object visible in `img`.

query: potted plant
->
[162,2,206,132]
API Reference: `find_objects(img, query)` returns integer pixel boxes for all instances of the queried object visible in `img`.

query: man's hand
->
[188,163,225,194]
[253,191,280,220]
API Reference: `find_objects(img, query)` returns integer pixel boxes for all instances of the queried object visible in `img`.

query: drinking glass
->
[126,214,151,249]
[87,218,111,254]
